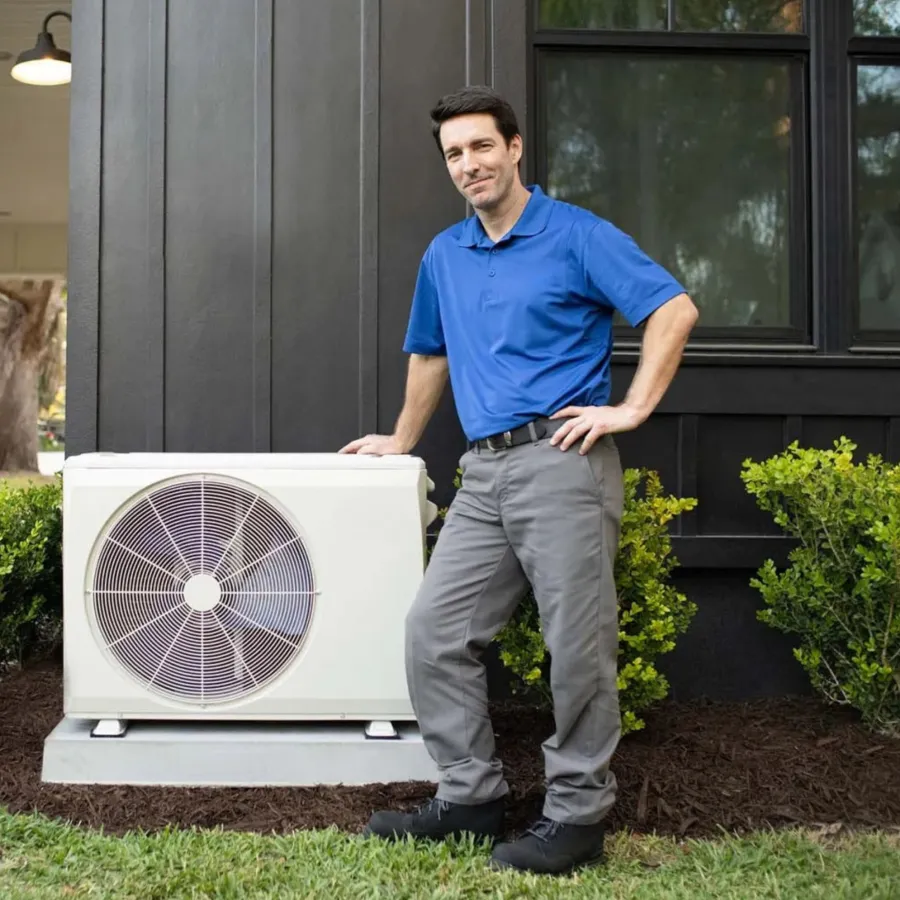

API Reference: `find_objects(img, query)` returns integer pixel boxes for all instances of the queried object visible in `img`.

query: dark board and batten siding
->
[66,0,900,700]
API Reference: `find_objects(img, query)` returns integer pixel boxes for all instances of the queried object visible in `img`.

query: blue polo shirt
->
[402,185,685,442]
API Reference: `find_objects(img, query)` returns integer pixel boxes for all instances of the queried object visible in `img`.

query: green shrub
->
[741,437,900,738]
[434,467,698,736]
[0,477,63,667]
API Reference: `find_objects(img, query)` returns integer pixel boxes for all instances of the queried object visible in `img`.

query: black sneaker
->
[362,796,505,843]
[489,815,606,874]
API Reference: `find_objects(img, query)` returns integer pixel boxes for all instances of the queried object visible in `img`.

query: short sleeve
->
[402,245,446,356]
[582,220,687,327]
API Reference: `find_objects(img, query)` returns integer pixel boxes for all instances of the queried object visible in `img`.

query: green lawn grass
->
[0,810,897,899]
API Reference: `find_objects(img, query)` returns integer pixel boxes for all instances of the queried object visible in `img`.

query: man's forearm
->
[393,354,450,451]
[622,293,698,423]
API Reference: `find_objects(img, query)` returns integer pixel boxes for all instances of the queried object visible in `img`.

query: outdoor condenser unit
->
[58,452,438,738]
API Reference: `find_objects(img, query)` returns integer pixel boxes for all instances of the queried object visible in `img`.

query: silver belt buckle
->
[486,430,512,452]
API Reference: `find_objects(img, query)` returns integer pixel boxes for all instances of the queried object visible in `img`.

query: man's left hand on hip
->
[549,404,644,454]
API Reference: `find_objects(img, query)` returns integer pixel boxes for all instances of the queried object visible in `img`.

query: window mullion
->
[533,30,809,53]
[809,0,852,352]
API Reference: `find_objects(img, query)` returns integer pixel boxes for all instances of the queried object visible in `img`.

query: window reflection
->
[538,0,803,32]
[854,0,900,36]
[677,0,802,32]
[541,53,795,328]
[538,0,666,30]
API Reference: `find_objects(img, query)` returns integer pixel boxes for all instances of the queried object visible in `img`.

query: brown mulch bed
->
[1,661,898,839]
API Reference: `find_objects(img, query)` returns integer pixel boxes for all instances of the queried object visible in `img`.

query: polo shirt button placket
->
[488,247,496,277]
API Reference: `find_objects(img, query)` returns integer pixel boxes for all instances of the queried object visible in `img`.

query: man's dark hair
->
[429,85,521,156]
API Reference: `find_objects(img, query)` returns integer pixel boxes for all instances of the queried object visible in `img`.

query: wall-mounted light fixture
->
[11,11,72,86]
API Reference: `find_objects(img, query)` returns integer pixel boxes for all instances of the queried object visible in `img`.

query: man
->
[339,85,698,874]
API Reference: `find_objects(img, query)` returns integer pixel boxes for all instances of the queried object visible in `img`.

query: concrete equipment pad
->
[42,717,438,787]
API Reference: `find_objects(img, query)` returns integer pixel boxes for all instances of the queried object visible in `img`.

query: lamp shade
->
[10,13,71,86]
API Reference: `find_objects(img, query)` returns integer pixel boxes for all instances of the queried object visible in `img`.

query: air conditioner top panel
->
[63,452,427,471]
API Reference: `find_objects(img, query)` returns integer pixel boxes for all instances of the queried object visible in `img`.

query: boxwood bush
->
[741,437,900,737]
[0,477,63,668]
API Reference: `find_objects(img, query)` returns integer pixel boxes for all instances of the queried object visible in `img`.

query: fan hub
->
[183,573,222,611]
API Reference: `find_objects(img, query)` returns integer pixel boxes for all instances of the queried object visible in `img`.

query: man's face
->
[438,113,521,211]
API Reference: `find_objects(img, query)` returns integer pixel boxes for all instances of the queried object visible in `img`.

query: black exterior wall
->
[66,0,900,701]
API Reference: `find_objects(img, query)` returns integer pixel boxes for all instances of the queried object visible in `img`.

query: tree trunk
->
[0,279,64,472]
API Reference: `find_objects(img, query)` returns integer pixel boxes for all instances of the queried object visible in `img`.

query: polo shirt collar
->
[456,184,552,248]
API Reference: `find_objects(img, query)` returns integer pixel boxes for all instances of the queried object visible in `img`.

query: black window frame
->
[527,1,900,354]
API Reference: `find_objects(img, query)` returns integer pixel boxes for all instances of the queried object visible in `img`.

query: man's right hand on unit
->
[338,434,407,456]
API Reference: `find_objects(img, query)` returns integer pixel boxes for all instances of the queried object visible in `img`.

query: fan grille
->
[89,476,316,704]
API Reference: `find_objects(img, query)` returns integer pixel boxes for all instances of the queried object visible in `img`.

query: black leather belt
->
[470,417,550,452]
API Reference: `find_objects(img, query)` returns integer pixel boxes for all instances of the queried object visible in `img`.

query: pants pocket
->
[581,436,618,499]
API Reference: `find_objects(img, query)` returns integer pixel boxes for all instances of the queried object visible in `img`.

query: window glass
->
[538,0,803,32]
[541,53,797,328]
[677,0,802,33]
[538,0,666,30]
[854,1,900,36]
[857,64,900,332]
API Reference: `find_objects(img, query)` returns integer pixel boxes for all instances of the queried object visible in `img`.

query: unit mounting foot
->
[91,718,128,738]
[364,720,399,740]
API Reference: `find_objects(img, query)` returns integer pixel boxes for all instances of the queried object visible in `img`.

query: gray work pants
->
[405,422,624,825]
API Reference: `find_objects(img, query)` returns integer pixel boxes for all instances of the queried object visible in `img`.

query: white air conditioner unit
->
[61,452,438,731]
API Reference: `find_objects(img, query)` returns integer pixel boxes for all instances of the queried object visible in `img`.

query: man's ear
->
[510,134,523,165]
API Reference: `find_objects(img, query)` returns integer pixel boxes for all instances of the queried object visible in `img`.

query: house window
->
[533,1,900,350]
[532,1,809,343]
[540,53,799,330]
[533,0,811,344]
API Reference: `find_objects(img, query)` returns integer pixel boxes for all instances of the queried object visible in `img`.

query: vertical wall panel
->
[614,415,683,534]
[662,572,811,701]
[698,415,786,535]
[358,0,380,439]
[467,0,490,85]
[164,0,260,451]
[889,418,900,463]
[614,415,681,495]
[492,0,529,178]
[677,414,700,535]
[377,0,469,502]
[801,416,887,460]
[97,0,155,451]
[272,0,363,452]
[145,0,167,451]
[65,0,102,456]
[252,0,273,452]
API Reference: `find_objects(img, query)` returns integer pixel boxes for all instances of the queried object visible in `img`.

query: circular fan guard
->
[89,476,316,704]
